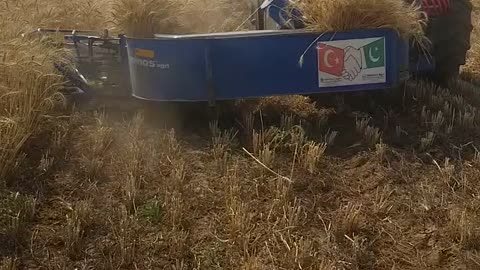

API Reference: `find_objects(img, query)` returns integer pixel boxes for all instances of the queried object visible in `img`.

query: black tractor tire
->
[424,0,473,86]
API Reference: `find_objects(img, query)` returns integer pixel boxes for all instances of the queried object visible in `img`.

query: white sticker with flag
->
[317,37,386,87]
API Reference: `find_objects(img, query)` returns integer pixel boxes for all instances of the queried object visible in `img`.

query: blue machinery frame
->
[127,29,409,102]
[124,0,433,102]
[33,0,435,103]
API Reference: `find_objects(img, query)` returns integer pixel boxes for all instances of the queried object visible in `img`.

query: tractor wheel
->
[425,0,473,86]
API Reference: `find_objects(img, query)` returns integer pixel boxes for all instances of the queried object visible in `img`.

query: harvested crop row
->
[111,0,427,39]
[111,0,254,37]
[293,0,426,39]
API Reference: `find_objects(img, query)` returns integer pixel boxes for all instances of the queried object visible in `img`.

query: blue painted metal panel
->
[126,28,409,102]
[398,39,410,81]
[127,38,209,101]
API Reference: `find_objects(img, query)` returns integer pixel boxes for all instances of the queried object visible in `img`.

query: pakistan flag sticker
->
[361,38,385,69]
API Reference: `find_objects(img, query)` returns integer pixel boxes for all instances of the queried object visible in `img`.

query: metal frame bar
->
[27,28,123,49]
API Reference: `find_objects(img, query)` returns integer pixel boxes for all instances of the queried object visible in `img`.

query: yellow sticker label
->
[135,49,155,59]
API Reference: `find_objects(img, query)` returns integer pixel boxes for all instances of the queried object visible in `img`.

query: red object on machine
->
[421,0,450,16]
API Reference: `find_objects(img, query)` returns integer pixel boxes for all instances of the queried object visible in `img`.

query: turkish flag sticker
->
[317,43,345,77]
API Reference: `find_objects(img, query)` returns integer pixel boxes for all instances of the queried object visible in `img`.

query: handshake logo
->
[317,38,385,81]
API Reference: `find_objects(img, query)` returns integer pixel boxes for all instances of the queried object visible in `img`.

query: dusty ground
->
[2,1,480,270]
[4,79,480,269]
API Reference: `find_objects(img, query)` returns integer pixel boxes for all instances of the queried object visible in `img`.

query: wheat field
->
[2,0,480,269]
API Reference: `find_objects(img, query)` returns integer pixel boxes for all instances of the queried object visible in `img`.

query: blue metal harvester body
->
[124,0,433,102]
[34,0,436,102]
[127,29,409,102]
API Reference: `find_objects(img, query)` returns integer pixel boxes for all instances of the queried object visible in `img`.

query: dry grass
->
[6,86,480,269]
[293,0,427,40]
[0,192,36,250]
[175,0,253,33]
[0,38,66,184]
[111,0,253,37]
[74,111,113,180]
[463,0,480,78]
[111,0,181,37]
[0,0,91,185]
[63,200,92,258]
[0,0,100,261]
[0,0,112,34]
